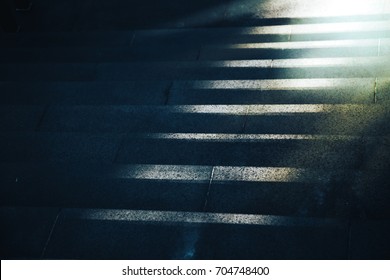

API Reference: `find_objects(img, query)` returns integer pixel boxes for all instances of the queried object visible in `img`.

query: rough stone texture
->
[1,0,390,260]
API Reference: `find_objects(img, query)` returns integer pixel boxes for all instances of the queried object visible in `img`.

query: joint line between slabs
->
[240,106,250,133]
[41,209,61,259]
[35,103,50,131]
[374,77,378,104]
[130,32,136,48]
[347,219,353,260]
[113,135,126,163]
[202,166,215,212]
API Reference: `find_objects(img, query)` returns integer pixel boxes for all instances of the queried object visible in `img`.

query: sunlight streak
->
[73,208,342,226]
[227,39,380,49]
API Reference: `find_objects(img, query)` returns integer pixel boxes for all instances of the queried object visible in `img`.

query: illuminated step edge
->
[207,57,389,68]
[74,103,376,115]
[135,133,362,142]
[186,78,375,90]
[241,20,390,35]
[22,104,381,115]
[114,165,344,183]
[224,39,385,49]
[166,104,371,114]
[63,208,343,227]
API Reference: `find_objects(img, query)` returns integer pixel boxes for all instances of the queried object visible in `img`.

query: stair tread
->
[2,18,390,47]
[1,60,389,81]
[2,206,389,259]
[1,77,385,105]
[2,0,390,260]
[1,40,390,62]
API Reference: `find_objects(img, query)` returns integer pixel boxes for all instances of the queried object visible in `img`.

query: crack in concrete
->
[346,219,352,259]
[240,106,250,133]
[35,103,50,131]
[163,81,174,105]
[129,32,136,48]
[41,209,62,259]
[202,166,215,212]
[196,45,203,61]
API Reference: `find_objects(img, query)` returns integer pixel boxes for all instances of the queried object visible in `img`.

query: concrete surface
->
[1,0,390,259]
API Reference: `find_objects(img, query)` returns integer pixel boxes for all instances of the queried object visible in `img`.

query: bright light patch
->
[305,0,384,17]
[247,104,330,114]
[227,39,379,49]
[169,105,248,115]
[248,0,386,18]
[210,57,384,68]
[168,104,337,114]
[213,167,311,183]
[113,164,342,184]
[192,78,372,90]
[244,20,390,35]
[70,208,341,227]
[211,60,273,68]
[290,20,390,34]
[140,133,359,142]
[115,164,211,181]
[269,57,382,68]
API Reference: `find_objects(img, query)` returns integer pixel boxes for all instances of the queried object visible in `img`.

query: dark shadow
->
[1,0,390,260]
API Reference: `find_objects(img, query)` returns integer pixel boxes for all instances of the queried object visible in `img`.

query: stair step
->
[0,47,199,62]
[31,104,390,135]
[0,59,389,81]
[0,105,46,131]
[1,206,350,259]
[5,206,386,260]
[2,103,389,134]
[0,132,122,162]
[2,19,389,48]
[1,2,390,261]
[0,77,383,106]
[0,133,388,165]
[201,39,390,60]
[1,39,390,62]
[114,137,362,168]
[0,31,136,48]
[41,208,390,259]
[1,162,389,218]
[0,207,59,259]
[172,78,389,104]
[0,81,170,105]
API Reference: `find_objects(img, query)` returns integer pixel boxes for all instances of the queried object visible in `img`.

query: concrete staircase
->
[1,1,390,259]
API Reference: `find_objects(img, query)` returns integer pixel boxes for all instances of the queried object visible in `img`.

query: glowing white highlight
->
[114,165,335,183]
[228,39,379,49]
[213,167,314,183]
[71,208,340,226]
[168,104,335,114]
[243,20,390,35]
[191,78,373,90]
[115,164,211,181]
[137,133,359,142]
[210,57,385,68]
[249,0,386,18]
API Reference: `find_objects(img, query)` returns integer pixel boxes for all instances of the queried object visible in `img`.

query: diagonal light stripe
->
[227,39,381,49]
[212,166,330,183]
[243,20,390,35]
[190,78,373,90]
[65,208,343,227]
[114,164,344,183]
[208,57,387,68]
[115,164,212,182]
[134,133,361,142]
[167,104,367,114]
